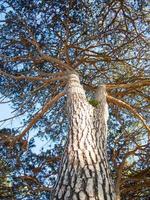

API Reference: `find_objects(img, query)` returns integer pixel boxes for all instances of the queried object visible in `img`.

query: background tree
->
[0,0,150,199]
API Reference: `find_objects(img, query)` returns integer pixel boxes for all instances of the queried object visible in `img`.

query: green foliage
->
[88,99,100,107]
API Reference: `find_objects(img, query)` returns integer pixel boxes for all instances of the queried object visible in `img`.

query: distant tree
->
[0,0,150,199]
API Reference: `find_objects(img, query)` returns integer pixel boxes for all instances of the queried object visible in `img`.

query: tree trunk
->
[53,72,116,200]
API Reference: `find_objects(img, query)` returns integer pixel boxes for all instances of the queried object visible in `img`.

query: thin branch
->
[0,111,26,123]
[19,175,40,185]
[16,92,65,141]
[41,54,73,70]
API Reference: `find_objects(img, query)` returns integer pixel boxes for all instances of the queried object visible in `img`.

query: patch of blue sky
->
[0,98,48,154]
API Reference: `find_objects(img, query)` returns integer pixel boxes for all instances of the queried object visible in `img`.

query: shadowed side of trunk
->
[52,72,115,200]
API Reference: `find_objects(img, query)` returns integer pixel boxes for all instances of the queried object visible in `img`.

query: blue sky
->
[0,102,22,128]
[0,102,47,153]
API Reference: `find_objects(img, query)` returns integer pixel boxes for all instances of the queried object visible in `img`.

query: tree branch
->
[41,54,73,70]
[107,95,150,134]
[16,92,65,141]
[83,79,150,93]
[0,69,65,83]
[106,80,150,90]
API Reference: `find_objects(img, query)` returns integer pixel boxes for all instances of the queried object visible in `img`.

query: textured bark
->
[53,72,115,200]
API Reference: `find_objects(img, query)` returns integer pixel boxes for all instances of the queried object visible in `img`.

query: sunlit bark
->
[53,72,115,199]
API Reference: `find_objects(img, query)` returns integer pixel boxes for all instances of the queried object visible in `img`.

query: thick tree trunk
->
[53,72,115,200]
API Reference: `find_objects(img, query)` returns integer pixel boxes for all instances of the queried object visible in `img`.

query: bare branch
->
[106,80,150,90]
[0,69,66,83]
[107,95,150,134]
[16,92,65,141]
[41,54,73,71]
